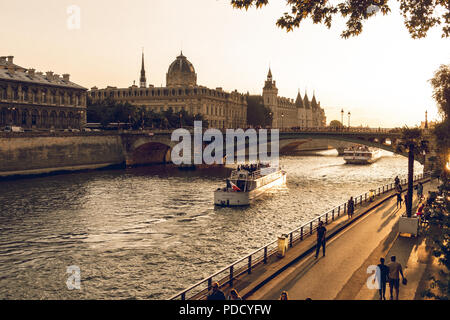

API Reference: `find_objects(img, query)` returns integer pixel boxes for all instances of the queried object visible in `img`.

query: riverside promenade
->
[247,179,438,300]
[171,174,436,300]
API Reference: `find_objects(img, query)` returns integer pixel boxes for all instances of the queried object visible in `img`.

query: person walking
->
[417,182,423,200]
[377,258,390,300]
[347,197,355,219]
[387,256,405,300]
[279,291,289,300]
[394,176,400,186]
[395,183,402,194]
[396,192,403,209]
[228,288,242,301]
[315,221,327,259]
[207,282,226,300]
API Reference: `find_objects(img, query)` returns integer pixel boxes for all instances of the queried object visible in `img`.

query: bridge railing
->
[169,171,431,300]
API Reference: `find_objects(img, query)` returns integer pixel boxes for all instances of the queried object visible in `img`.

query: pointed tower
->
[140,50,147,88]
[295,89,304,108]
[304,91,312,127]
[296,89,306,127]
[303,92,310,109]
[311,92,318,109]
[262,68,279,127]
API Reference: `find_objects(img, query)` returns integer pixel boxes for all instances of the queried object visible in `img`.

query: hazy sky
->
[1,0,449,127]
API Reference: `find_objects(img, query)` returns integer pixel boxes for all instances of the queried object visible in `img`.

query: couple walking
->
[377,256,406,300]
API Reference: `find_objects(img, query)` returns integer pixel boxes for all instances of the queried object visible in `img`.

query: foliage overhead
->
[430,64,450,121]
[396,126,429,155]
[230,0,449,39]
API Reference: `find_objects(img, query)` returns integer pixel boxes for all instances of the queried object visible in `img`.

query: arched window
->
[31,109,38,126]
[42,110,48,128]
[22,110,28,126]
[50,111,57,127]
[59,111,66,128]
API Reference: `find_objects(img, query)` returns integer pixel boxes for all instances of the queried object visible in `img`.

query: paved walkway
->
[248,180,438,300]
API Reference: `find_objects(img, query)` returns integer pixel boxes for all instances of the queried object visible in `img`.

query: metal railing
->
[169,172,431,300]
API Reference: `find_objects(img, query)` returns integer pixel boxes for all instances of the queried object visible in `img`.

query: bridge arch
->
[122,134,177,167]
[278,133,424,164]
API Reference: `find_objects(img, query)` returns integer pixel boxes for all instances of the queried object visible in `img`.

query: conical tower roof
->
[295,90,304,108]
[303,92,311,109]
[311,92,318,109]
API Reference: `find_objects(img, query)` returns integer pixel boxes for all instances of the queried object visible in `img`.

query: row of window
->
[90,88,245,102]
[0,108,82,128]
[0,87,84,106]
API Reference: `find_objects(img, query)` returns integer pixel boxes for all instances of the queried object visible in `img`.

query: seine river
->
[0,150,423,299]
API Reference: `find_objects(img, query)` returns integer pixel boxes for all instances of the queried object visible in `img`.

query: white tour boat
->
[343,146,381,164]
[214,164,287,207]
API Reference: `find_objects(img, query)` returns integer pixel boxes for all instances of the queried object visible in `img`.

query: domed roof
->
[166,52,197,87]
[168,52,195,74]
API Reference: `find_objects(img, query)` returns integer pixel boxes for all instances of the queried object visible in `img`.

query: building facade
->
[262,69,326,129]
[0,56,87,130]
[89,52,247,128]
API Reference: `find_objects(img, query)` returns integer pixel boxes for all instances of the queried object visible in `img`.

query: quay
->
[170,172,438,300]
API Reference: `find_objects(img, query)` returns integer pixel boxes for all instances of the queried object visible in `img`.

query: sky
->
[0,0,449,127]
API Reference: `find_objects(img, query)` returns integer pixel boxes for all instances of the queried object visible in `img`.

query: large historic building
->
[262,69,326,129]
[0,56,87,130]
[89,52,247,128]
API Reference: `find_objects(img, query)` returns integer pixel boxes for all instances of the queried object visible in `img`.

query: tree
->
[246,95,273,127]
[431,64,450,120]
[230,0,449,39]
[422,180,450,300]
[329,120,343,128]
[430,65,450,179]
[396,127,429,217]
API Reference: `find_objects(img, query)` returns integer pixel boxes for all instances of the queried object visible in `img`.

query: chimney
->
[7,64,15,74]
[28,69,35,77]
[7,56,14,64]
[46,71,54,79]
[0,56,6,64]
[62,74,70,81]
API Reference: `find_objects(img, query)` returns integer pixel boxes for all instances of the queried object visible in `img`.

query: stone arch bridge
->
[121,128,432,167]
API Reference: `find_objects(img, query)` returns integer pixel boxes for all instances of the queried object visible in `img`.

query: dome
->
[166,52,197,87]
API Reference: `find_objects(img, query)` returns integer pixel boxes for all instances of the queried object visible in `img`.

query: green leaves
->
[230,0,449,39]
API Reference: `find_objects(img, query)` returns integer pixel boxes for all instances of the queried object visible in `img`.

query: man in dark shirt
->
[347,197,355,219]
[207,282,226,300]
[315,221,327,259]
[377,258,389,300]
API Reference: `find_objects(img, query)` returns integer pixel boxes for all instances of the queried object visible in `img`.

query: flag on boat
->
[230,181,241,192]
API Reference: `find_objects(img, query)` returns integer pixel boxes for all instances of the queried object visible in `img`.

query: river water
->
[0,150,423,299]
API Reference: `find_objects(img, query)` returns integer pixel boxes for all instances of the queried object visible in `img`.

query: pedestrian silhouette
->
[315,221,327,258]
[347,197,355,218]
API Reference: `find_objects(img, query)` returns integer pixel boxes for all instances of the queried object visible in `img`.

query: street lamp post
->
[341,109,344,129]
[8,107,16,125]
[179,113,182,128]
[281,113,284,130]
[269,112,273,129]
[348,111,351,129]
[78,110,84,131]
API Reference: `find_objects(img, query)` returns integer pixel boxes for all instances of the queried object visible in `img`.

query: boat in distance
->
[343,145,381,164]
[214,164,287,207]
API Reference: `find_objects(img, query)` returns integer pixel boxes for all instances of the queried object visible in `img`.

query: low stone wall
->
[0,133,125,177]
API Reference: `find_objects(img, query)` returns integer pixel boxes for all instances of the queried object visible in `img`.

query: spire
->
[304,91,310,109]
[311,91,318,109]
[140,49,147,88]
[267,67,273,81]
[295,89,304,108]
